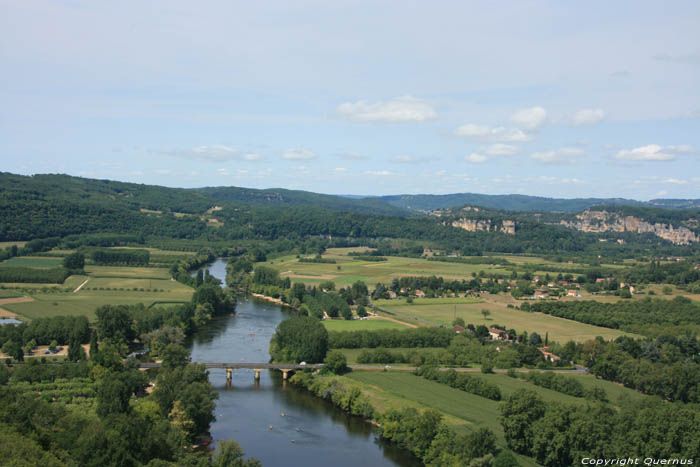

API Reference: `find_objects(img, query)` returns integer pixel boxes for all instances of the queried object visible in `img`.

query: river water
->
[187,259,421,466]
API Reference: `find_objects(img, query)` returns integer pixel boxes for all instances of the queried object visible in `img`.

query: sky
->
[1,1,699,200]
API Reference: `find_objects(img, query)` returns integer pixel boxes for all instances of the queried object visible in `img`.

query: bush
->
[324,350,349,374]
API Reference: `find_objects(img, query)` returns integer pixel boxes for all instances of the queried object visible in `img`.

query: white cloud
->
[154,169,172,175]
[510,106,547,130]
[163,145,244,162]
[663,178,688,184]
[454,124,531,142]
[530,147,585,164]
[656,190,669,196]
[282,149,316,160]
[392,154,415,163]
[573,108,606,126]
[464,153,488,164]
[364,170,395,176]
[337,96,436,122]
[612,144,678,161]
[561,178,584,184]
[216,168,230,176]
[243,153,262,161]
[333,167,349,173]
[485,144,518,156]
[338,151,366,160]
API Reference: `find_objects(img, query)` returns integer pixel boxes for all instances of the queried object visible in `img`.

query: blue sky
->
[1,1,699,199]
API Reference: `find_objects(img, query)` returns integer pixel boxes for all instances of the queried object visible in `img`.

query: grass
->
[378,298,636,343]
[83,277,186,292]
[84,265,171,279]
[343,371,539,466]
[322,318,409,331]
[0,275,88,290]
[0,256,64,268]
[264,254,508,288]
[2,270,193,321]
[0,241,27,248]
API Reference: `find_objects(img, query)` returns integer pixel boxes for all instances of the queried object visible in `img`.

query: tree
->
[0,362,8,385]
[96,305,136,343]
[529,332,542,346]
[481,309,491,320]
[89,330,99,358]
[67,336,85,362]
[97,374,131,417]
[2,340,23,362]
[324,350,348,374]
[452,317,465,328]
[161,344,190,369]
[356,304,367,317]
[212,440,261,467]
[500,390,546,455]
[269,316,328,363]
[62,252,85,270]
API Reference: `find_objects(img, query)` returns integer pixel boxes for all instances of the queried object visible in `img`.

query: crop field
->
[0,256,64,268]
[343,371,538,466]
[376,298,635,342]
[84,265,172,279]
[0,275,88,290]
[82,277,186,292]
[322,318,409,332]
[2,284,193,321]
[469,372,648,404]
[264,254,509,287]
[0,241,27,248]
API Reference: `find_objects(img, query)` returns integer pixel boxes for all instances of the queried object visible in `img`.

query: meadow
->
[263,250,510,287]
[2,283,193,321]
[343,371,539,466]
[0,256,64,268]
[322,318,409,332]
[375,298,635,342]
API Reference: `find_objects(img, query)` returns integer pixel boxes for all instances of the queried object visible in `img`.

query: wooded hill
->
[1,172,698,256]
[376,192,700,212]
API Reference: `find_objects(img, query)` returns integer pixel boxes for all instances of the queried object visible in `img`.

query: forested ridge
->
[2,172,699,258]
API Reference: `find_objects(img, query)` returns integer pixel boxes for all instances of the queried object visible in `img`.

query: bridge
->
[138,362,325,381]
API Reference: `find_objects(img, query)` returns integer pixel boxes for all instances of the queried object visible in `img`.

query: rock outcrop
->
[561,210,699,245]
[451,218,516,234]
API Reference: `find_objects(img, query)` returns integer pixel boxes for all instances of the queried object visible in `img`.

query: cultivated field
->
[343,371,539,466]
[0,256,64,268]
[2,284,193,321]
[375,298,635,342]
[322,318,409,332]
[264,252,509,287]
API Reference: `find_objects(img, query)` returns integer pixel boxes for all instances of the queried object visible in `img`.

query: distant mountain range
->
[1,173,698,219]
[373,193,700,213]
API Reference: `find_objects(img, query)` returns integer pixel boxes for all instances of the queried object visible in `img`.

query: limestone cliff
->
[451,218,516,234]
[560,210,699,245]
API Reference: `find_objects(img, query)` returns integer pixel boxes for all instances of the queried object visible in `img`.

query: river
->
[188,259,421,466]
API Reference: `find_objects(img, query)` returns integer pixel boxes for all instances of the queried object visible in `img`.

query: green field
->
[0,274,88,290]
[0,256,64,268]
[322,318,409,331]
[0,241,27,248]
[343,371,539,466]
[2,272,192,321]
[84,265,172,279]
[82,277,186,292]
[376,298,635,342]
[264,252,509,287]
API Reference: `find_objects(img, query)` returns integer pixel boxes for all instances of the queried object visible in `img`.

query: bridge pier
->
[226,368,233,382]
[254,369,262,381]
[281,369,292,380]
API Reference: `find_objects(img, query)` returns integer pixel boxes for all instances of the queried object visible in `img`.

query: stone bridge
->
[138,362,324,381]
